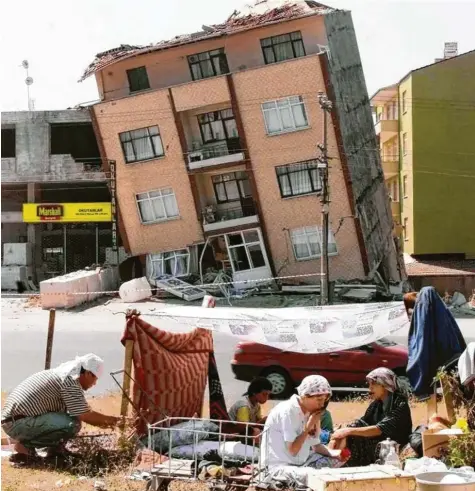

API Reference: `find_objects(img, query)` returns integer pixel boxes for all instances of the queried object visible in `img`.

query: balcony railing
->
[201,200,259,232]
[187,140,245,170]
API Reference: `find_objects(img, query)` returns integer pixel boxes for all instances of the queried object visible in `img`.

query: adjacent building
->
[1,110,116,284]
[82,0,403,287]
[371,48,475,259]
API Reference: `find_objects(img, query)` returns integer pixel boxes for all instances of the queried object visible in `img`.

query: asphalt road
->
[2,298,474,403]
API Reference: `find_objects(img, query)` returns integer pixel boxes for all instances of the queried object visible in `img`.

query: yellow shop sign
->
[23,203,112,223]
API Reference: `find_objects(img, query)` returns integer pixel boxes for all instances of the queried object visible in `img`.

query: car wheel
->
[261,367,294,399]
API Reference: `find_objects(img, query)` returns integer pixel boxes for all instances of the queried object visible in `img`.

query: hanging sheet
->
[146,301,410,354]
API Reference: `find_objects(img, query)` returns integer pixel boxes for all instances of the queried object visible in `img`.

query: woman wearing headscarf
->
[1,353,124,463]
[261,375,348,477]
[330,367,413,466]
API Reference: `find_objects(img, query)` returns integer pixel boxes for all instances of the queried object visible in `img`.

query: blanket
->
[121,311,237,436]
[122,311,213,435]
[407,287,467,398]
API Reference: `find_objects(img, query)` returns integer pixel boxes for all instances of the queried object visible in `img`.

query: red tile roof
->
[405,259,475,277]
[80,0,334,81]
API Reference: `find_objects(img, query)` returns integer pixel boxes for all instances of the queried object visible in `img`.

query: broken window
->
[127,66,150,93]
[290,226,337,261]
[120,126,164,163]
[50,123,100,161]
[261,31,305,65]
[225,229,266,272]
[148,249,190,278]
[188,48,229,81]
[276,160,321,198]
[1,128,16,158]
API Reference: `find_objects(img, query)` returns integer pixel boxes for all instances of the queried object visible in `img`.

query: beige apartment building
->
[83,0,402,287]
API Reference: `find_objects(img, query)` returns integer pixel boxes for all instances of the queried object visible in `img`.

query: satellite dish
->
[25,76,34,85]
[22,60,29,69]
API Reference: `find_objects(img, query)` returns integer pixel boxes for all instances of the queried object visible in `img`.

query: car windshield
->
[374,337,397,347]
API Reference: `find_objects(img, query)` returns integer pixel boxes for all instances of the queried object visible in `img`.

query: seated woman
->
[330,367,412,467]
[261,375,347,485]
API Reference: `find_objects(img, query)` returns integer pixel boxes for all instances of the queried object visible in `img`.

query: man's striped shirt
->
[1,369,90,421]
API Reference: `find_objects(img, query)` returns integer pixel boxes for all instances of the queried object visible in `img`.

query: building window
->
[403,218,409,240]
[1,128,16,158]
[290,226,338,261]
[402,91,407,113]
[198,109,238,143]
[225,229,266,272]
[212,171,251,203]
[188,48,229,81]
[136,188,179,224]
[148,249,190,278]
[403,175,408,198]
[402,132,408,155]
[262,96,308,135]
[126,66,150,93]
[261,31,305,64]
[119,126,164,163]
[276,160,321,198]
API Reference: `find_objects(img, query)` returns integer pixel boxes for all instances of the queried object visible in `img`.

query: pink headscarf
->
[366,367,397,392]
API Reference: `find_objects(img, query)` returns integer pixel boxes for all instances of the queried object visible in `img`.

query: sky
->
[1,0,474,112]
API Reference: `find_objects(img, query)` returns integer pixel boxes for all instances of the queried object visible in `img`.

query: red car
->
[231,338,408,398]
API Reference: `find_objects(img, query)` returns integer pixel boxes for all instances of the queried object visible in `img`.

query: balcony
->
[187,140,245,171]
[382,159,399,177]
[375,119,398,143]
[202,200,259,233]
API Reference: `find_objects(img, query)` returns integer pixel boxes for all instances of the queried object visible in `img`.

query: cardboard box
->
[307,465,416,491]
[422,428,464,458]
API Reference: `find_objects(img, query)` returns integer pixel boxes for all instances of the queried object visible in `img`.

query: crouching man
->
[2,353,123,463]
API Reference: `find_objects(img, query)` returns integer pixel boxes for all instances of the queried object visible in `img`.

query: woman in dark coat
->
[329,367,413,466]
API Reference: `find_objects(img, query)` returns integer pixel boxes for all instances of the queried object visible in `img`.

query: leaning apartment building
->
[82,0,404,288]
[1,110,116,286]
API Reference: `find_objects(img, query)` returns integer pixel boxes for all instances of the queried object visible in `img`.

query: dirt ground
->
[1,392,429,490]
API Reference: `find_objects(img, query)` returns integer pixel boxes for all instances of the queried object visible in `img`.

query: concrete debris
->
[341,288,376,302]
[94,481,107,490]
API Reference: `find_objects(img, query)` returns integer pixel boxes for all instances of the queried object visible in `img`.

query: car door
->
[324,345,381,386]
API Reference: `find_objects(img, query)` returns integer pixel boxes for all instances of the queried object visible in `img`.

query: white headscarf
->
[54,353,104,381]
[458,342,475,386]
[297,375,332,397]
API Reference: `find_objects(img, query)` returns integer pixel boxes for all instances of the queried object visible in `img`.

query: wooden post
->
[426,392,438,421]
[120,339,134,419]
[441,379,456,423]
[44,309,56,369]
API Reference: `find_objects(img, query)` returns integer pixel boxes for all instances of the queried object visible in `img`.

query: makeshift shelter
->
[120,310,235,435]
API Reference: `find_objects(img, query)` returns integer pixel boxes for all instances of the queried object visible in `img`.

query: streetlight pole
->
[318,91,332,305]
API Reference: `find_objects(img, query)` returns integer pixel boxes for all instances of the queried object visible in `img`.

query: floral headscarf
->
[366,367,397,392]
[297,375,332,397]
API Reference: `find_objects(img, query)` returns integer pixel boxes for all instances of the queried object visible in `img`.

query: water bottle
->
[385,448,402,469]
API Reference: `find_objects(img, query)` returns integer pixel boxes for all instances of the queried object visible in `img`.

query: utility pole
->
[317,91,333,305]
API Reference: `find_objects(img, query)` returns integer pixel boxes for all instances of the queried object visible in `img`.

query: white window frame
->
[403,175,408,198]
[402,132,408,155]
[402,91,407,113]
[224,228,268,273]
[290,225,338,261]
[261,95,309,135]
[135,188,180,224]
[148,248,190,278]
